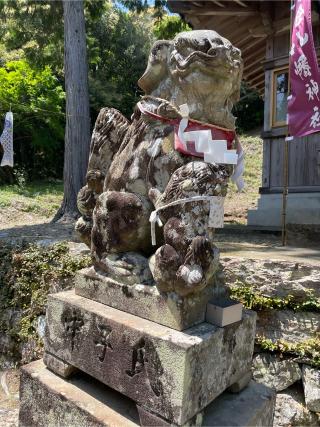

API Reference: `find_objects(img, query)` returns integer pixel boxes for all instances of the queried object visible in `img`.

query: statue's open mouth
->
[173,49,240,74]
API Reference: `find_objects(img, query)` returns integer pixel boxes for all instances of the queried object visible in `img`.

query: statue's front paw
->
[153,244,180,293]
[174,236,219,297]
[175,264,206,296]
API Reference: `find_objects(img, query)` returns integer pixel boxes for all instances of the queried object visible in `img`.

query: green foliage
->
[230,283,320,313]
[0,242,91,351]
[256,336,320,368]
[0,1,64,77]
[0,0,107,75]
[0,0,264,181]
[233,82,264,133]
[153,15,191,40]
[88,6,153,118]
[0,1,155,179]
[0,60,65,179]
[119,0,167,17]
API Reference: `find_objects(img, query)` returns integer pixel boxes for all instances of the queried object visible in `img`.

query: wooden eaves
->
[167,0,292,95]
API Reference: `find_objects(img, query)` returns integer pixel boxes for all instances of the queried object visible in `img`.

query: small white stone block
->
[206,298,243,327]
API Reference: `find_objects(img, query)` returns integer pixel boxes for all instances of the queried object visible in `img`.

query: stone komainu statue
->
[76,30,243,297]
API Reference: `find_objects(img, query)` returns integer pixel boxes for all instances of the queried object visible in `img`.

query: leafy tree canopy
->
[233,83,264,133]
[153,14,191,39]
[88,4,154,118]
[0,1,154,179]
[0,59,65,179]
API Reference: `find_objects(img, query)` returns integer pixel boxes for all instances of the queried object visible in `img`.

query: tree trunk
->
[54,0,90,222]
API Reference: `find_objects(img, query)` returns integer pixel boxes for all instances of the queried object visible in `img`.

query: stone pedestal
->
[19,261,277,426]
[75,267,223,330]
[44,290,256,425]
[19,360,276,427]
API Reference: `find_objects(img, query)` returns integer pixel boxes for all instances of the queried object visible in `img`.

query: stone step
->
[44,290,256,425]
[19,359,139,427]
[19,359,276,427]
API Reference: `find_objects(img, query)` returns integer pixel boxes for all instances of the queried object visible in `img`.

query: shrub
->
[0,60,65,180]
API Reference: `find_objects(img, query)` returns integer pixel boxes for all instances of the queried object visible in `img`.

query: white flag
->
[0,112,14,167]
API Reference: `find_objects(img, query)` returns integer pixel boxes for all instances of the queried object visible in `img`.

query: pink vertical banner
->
[288,0,320,137]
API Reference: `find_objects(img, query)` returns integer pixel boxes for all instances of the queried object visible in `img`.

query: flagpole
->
[281,0,294,246]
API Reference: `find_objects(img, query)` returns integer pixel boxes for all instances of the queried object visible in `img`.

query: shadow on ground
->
[0,222,75,246]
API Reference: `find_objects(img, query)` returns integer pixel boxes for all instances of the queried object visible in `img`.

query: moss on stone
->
[256,336,320,368]
[0,241,91,365]
[230,282,320,313]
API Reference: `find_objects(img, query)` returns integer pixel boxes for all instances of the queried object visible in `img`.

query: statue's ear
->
[138,40,171,94]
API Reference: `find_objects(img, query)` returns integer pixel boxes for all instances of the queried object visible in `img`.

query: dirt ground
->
[0,208,52,231]
[0,370,20,427]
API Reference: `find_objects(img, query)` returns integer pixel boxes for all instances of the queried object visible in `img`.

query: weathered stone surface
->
[0,309,22,364]
[1,408,19,427]
[273,384,320,426]
[221,256,320,300]
[20,360,275,427]
[228,370,252,393]
[137,406,172,427]
[138,381,275,427]
[302,365,320,412]
[76,30,243,297]
[0,368,19,427]
[19,359,139,427]
[256,309,319,344]
[44,290,256,425]
[136,405,203,426]
[252,353,301,391]
[203,381,276,427]
[75,267,225,330]
[43,352,77,378]
[150,163,225,296]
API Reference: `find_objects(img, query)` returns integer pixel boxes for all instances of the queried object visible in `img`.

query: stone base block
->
[19,360,276,427]
[75,267,222,330]
[228,370,252,393]
[248,192,320,228]
[19,359,139,427]
[202,380,276,426]
[43,351,77,378]
[136,405,203,426]
[44,290,256,425]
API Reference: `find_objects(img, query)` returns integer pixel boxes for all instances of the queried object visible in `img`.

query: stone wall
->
[221,256,320,426]
[0,241,90,369]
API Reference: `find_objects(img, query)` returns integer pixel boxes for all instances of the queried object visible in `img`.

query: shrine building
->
[168,0,320,228]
